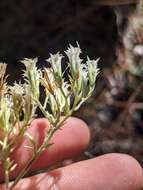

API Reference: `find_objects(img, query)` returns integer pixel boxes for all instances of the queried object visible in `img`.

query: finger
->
[4,153,143,190]
[0,117,90,181]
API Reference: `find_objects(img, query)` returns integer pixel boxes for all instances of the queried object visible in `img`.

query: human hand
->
[0,117,143,190]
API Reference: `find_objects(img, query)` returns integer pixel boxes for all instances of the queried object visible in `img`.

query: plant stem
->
[9,114,70,190]
[9,151,40,190]
[5,170,9,190]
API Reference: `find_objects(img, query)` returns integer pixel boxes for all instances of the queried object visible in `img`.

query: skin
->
[0,117,143,190]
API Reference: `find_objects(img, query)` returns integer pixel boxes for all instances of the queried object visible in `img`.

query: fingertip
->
[107,153,143,190]
[94,153,143,190]
[57,153,143,190]
[64,117,91,148]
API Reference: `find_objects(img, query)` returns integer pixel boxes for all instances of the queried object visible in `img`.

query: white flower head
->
[47,52,63,79]
[22,58,41,99]
[65,43,82,78]
[21,58,38,70]
[87,57,100,86]
[22,84,37,123]
[10,82,24,96]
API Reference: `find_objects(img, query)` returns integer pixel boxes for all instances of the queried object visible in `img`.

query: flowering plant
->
[0,44,99,190]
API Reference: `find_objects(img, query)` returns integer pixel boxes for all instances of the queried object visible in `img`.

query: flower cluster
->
[0,44,99,190]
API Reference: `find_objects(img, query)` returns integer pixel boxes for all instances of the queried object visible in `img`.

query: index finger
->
[1,154,143,190]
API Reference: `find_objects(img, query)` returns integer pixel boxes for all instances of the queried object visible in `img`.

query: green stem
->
[4,170,9,190]
[36,100,53,124]
[9,123,28,152]
[9,152,40,190]
[9,113,71,190]
[59,86,70,114]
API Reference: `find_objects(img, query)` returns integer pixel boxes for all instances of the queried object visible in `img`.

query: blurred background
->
[1,0,143,166]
